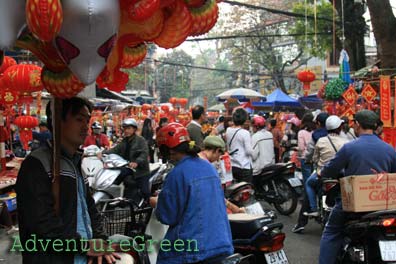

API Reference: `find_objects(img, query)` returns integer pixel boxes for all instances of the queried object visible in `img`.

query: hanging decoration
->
[325,79,346,100]
[297,70,316,96]
[14,115,39,150]
[380,76,391,127]
[342,85,358,106]
[0,56,17,74]
[361,84,377,103]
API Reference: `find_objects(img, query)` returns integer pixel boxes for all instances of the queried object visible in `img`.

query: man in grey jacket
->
[251,116,275,175]
[187,105,206,148]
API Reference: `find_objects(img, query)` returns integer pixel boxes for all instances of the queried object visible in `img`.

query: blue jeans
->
[319,200,346,264]
[299,159,312,183]
[305,172,319,211]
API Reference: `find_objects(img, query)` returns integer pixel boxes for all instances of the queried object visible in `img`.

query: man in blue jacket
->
[319,110,396,264]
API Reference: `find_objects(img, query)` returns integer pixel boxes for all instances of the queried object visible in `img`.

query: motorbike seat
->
[228,213,273,239]
[224,182,253,198]
[257,163,291,176]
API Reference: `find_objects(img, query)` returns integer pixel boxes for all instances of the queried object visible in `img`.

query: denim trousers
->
[299,158,312,183]
[319,200,346,264]
[305,172,319,211]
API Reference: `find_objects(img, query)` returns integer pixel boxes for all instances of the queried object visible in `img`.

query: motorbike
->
[253,162,303,215]
[337,209,396,263]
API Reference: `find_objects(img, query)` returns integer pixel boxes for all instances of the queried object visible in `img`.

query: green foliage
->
[290,0,335,58]
[325,78,346,100]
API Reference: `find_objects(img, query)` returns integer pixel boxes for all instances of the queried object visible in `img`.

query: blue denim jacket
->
[155,156,233,264]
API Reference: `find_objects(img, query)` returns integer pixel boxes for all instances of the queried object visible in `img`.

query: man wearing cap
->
[304,115,348,217]
[83,121,110,148]
[103,118,150,203]
[319,110,396,264]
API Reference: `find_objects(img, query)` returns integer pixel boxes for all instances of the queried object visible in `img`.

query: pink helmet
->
[252,116,266,128]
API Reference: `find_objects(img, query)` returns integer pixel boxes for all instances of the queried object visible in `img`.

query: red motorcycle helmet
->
[156,122,190,149]
[252,116,266,128]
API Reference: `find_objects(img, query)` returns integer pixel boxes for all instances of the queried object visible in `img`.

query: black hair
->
[142,118,153,141]
[159,117,168,128]
[301,112,315,132]
[270,119,277,127]
[232,108,248,126]
[39,122,48,128]
[376,119,384,128]
[172,141,201,157]
[191,105,205,120]
[328,126,342,134]
[46,97,93,132]
[218,116,225,122]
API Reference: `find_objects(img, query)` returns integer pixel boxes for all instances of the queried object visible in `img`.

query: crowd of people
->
[2,95,394,264]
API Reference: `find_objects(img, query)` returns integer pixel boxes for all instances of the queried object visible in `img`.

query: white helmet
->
[326,115,344,130]
[122,118,138,128]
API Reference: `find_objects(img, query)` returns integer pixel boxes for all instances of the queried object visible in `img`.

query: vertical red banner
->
[394,77,396,128]
[380,75,392,127]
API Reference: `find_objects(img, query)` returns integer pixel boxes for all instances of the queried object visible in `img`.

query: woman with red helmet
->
[151,123,233,264]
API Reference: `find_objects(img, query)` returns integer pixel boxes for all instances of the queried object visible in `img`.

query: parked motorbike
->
[337,209,396,263]
[253,162,303,215]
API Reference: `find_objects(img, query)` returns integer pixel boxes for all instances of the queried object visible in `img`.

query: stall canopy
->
[216,88,265,101]
[299,94,323,110]
[252,88,303,110]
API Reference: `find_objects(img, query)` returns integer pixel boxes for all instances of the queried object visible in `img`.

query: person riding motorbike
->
[83,121,110,149]
[150,123,233,264]
[101,118,150,203]
[251,116,275,176]
[318,110,396,264]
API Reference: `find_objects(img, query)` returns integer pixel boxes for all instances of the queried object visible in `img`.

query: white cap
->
[326,115,344,130]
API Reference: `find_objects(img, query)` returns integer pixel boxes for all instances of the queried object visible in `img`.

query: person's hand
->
[149,196,158,208]
[96,152,103,160]
[86,239,121,264]
[238,207,246,213]
[129,162,138,169]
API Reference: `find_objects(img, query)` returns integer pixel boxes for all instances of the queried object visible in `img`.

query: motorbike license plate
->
[245,202,265,215]
[288,177,302,187]
[264,249,289,264]
[379,240,396,261]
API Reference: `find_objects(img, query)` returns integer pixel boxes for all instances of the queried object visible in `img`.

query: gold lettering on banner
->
[380,76,392,127]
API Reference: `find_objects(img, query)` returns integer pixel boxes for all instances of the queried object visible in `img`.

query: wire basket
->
[101,207,153,236]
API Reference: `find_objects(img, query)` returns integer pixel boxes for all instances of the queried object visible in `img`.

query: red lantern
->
[41,67,85,98]
[142,104,152,111]
[297,70,316,96]
[0,56,17,74]
[0,90,19,106]
[2,64,43,95]
[14,115,39,150]
[161,105,170,113]
[178,98,188,108]
[169,97,177,105]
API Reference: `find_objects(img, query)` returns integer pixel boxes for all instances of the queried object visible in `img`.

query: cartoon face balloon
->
[55,0,120,85]
[0,0,26,49]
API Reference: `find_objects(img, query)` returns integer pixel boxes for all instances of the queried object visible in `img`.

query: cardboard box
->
[340,173,396,212]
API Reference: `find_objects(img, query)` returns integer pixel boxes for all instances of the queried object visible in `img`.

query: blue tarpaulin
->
[252,89,303,109]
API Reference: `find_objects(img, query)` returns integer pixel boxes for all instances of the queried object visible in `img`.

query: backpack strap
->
[327,136,338,153]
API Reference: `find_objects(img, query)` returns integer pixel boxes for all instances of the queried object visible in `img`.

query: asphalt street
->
[0,202,322,264]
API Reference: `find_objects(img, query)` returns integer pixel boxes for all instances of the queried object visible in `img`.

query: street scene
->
[1,0,396,264]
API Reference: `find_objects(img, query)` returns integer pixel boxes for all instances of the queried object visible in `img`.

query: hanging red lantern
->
[169,97,177,105]
[297,70,316,96]
[178,98,188,108]
[2,64,43,95]
[161,105,170,113]
[0,89,19,106]
[0,56,17,74]
[14,115,39,150]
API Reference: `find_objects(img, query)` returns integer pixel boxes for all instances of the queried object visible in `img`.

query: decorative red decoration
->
[361,84,377,102]
[178,98,188,108]
[2,64,43,95]
[142,104,152,111]
[161,105,170,112]
[297,70,316,96]
[380,76,392,127]
[169,97,177,105]
[128,0,161,21]
[342,85,358,106]
[41,67,85,98]
[14,115,39,150]
[189,0,219,36]
[0,90,19,106]
[26,0,63,42]
[0,56,17,74]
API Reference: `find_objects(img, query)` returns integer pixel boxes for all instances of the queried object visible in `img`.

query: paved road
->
[0,203,323,264]
[276,203,322,264]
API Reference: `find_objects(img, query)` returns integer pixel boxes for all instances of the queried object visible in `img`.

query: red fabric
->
[83,134,110,148]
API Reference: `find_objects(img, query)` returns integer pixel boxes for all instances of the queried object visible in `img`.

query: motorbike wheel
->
[273,180,298,215]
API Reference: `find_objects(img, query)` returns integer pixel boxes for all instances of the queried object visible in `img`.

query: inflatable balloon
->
[55,0,120,84]
[0,0,26,49]
[26,0,63,42]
